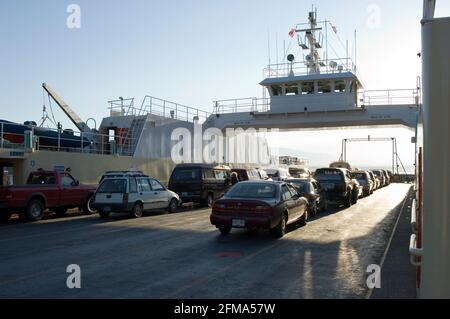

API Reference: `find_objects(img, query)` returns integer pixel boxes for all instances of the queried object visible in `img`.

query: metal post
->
[58,129,61,152]
[421,9,450,298]
[1,122,3,149]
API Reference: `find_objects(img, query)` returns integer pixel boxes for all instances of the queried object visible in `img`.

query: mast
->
[295,8,323,75]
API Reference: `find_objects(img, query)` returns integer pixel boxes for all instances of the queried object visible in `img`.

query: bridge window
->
[302,82,314,95]
[335,80,346,93]
[318,81,331,94]
[285,84,299,96]
[271,85,282,96]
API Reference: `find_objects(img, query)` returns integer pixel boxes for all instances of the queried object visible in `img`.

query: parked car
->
[265,168,292,181]
[256,168,272,181]
[367,170,379,190]
[372,170,386,187]
[382,170,391,185]
[93,171,181,218]
[289,178,327,215]
[168,164,231,207]
[0,169,96,222]
[288,167,311,178]
[351,171,374,197]
[314,168,359,207]
[231,168,262,181]
[210,181,308,237]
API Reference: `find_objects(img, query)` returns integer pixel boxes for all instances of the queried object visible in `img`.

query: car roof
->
[174,163,230,170]
[102,171,149,178]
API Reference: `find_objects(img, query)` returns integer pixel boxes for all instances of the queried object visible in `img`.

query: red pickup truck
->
[0,170,97,222]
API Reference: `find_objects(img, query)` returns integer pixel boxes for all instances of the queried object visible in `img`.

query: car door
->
[137,178,154,210]
[60,173,80,207]
[287,184,306,218]
[281,185,298,222]
[149,178,169,209]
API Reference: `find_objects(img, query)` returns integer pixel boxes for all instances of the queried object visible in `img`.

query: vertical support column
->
[1,122,3,149]
[421,14,450,298]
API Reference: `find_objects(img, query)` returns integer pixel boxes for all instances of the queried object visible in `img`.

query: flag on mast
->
[288,28,296,38]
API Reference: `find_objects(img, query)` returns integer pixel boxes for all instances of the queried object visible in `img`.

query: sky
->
[1,0,449,169]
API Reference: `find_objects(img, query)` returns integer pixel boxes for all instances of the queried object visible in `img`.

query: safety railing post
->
[58,130,61,152]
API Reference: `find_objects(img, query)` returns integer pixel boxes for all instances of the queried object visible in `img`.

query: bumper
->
[210,213,277,229]
[180,195,202,203]
[93,202,134,213]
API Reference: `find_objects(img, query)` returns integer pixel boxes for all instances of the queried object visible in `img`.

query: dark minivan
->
[168,164,232,207]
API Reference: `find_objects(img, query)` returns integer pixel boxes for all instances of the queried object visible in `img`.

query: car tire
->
[99,211,111,218]
[25,199,45,222]
[344,193,352,208]
[0,212,12,223]
[351,191,358,204]
[322,198,328,211]
[312,203,318,216]
[82,194,96,215]
[298,210,307,227]
[168,198,178,213]
[131,202,144,218]
[204,193,214,208]
[219,227,231,235]
[273,213,288,238]
[54,208,68,216]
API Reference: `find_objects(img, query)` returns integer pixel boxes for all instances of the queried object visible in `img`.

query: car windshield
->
[97,179,127,193]
[226,183,277,199]
[290,181,308,192]
[171,168,201,181]
[373,171,382,176]
[315,170,344,182]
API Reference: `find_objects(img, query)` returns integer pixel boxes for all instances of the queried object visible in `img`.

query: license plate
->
[181,192,188,197]
[322,183,335,190]
[232,219,246,228]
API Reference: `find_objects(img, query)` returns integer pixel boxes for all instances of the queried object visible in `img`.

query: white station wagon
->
[93,171,181,218]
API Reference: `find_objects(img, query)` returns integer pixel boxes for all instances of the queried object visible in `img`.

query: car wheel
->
[54,208,68,216]
[351,191,358,204]
[168,198,178,213]
[99,211,111,218]
[344,194,352,208]
[82,194,96,215]
[298,210,308,227]
[312,202,318,216]
[219,227,231,235]
[273,213,288,238]
[25,199,44,222]
[204,193,214,208]
[322,198,328,211]
[131,202,144,218]
[0,212,12,223]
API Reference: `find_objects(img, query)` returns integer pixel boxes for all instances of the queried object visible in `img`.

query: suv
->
[314,168,359,207]
[351,171,374,197]
[372,170,386,187]
[93,171,180,218]
[265,168,292,181]
[168,164,231,207]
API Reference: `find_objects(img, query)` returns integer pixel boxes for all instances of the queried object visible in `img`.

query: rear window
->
[289,180,309,192]
[171,168,202,181]
[226,183,277,199]
[27,174,56,185]
[315,169,344,182]
[351,173,367,180]
[373,171,382,176]
[97,179,127,193]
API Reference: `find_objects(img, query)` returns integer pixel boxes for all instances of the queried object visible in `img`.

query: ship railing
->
[109,96,210,124]
[264,58,355,79]
[0,122,137,157]
[213,97,271,114]
[359,89,421,106]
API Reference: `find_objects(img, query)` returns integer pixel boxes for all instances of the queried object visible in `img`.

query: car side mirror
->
[74,180,80,186]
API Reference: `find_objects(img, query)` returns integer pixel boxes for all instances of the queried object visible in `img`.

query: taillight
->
[254,205,272,214]
[212,203,226,212]
[5,190,13,200]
